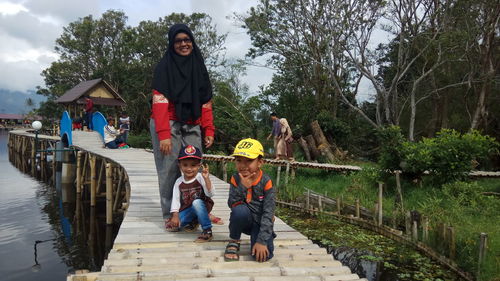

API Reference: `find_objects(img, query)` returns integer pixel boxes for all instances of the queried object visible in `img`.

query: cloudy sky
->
[0,0,273,107]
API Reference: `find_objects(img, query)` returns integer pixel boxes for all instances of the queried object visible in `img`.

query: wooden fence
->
[201,156,494,281]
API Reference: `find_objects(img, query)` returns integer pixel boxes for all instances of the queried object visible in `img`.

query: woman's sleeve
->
[200,100,215,137]
[151,89,171,140]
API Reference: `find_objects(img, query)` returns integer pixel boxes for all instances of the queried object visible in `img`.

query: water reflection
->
[1,131,122,281]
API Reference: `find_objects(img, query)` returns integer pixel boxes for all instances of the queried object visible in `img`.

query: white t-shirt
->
[119,116,130,131]
[170,173,215,213]
[103,125,119,143]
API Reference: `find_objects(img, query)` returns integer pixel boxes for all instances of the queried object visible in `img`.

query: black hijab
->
[152,24,213,122]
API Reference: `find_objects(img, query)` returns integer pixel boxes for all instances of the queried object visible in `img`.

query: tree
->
[38,11,227,133]
[240,0,498,143]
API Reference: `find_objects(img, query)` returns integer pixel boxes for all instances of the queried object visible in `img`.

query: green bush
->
[127,133,152,149]
[378,127,499,184]
[377,125,406,171]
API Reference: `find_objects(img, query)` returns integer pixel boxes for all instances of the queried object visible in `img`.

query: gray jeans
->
[150,119,202,219]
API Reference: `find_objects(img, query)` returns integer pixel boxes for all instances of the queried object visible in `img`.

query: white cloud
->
[0,1,28,15]
[0,0,273,94]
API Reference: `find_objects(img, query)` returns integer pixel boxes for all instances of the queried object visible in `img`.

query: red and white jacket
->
[151,89,215,141]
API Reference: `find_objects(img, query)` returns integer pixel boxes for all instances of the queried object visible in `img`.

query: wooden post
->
[405,211,412,236]
[412,221,418,241]
[422,216,429,243]
[477,233,488,278]
[285,162,290,185]
[447,226,455,259]
[90,155,97,207]
[276,165,282,186]
[31,138,36,176]
[306,189,310,211]
[355,199,360,218]
[222,160,227,182]
[337,197,342,215]
[395,171,404,212]
[76,151,82,193]
[378,183,383,226]
[438,223,447,253]
[318,195,323,212]
[113,169,124,211]
[291,167,296,181]
[106,163,113,225]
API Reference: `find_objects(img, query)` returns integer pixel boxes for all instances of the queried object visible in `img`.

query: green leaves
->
[378,126,499,184]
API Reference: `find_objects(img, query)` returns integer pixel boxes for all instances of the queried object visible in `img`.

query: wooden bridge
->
[62,130,364,281]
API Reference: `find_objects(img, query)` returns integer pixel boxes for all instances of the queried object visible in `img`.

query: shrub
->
[127,133,152,149]
[377,125,406,172]
[378,127,499,184]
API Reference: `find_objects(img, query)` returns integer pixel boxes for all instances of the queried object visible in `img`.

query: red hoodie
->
[151,89,215,141]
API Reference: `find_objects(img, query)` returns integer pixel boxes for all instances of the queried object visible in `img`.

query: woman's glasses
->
[174,38,192,44]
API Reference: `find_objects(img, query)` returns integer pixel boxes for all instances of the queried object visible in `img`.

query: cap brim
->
[178,155,202,160]
[231,152,260,159]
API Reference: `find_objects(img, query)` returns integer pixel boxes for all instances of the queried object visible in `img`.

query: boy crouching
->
[169,145,214,242]
[225,138,276,262]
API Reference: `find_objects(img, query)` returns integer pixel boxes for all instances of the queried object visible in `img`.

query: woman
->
[150,24,215,231]
[276,118,293,161]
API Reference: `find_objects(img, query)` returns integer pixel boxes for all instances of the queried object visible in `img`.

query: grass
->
[273,165,500,281]
[277,207,463,281]
[207,159,499,280]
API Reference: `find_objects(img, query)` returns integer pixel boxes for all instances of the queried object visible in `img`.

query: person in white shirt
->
[119,111,130,143]
[103,117,126,149]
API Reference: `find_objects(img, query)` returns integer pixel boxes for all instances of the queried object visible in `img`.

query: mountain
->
[0,89,47,114]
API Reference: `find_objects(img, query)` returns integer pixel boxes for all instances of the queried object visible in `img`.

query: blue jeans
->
[85,112,93,130]
[229,204,274,260]
[179,199,212,230]
[105,138,123,149]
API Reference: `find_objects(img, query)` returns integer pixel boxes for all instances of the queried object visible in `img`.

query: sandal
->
[195,229,213,243]
[165,219,179,232]
[209,214,224,225]
[184,220,199,232]
[224,241,240,261]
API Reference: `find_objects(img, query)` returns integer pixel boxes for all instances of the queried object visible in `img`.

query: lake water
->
[0,130,109,281]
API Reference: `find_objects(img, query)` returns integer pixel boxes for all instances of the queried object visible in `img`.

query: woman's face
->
[173,32,193,56]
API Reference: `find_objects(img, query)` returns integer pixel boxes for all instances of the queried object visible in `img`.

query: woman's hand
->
[159,139,172,155]
[204,135,214,148]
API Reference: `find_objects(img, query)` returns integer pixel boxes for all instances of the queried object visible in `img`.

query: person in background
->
[103,117,128,149]
[150,23,215,231]
[224,138,275,262]
[278,118,294,161]
[266,113,281,159]
[169,145,214,242]
[84,97,94,131]
[119,111,130,143]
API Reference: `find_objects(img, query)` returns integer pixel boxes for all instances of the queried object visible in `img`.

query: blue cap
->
[178,145,202,160]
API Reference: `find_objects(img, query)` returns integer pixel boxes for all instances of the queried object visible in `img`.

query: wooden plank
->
[62,131,359,281]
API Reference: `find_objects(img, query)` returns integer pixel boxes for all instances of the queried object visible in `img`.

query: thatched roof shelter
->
[56,78,126,117]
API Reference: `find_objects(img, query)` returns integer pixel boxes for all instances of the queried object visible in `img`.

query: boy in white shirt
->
[169,145,214,242]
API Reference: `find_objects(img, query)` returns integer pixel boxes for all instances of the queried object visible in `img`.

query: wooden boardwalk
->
[66,131,363,281]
